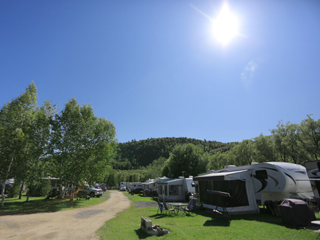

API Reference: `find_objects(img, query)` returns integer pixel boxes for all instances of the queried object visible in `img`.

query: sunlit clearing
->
[212,3,239,45]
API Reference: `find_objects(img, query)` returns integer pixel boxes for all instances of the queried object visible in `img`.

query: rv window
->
[255,170,268,180]
[169,185,179,196]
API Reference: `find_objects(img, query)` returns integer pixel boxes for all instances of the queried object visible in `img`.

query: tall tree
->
[51,98,116,199]
[24,100,57,201]
[231,140,254,166]
[0,82,38,206]
[299,115,320,161]
[164,143,209,178]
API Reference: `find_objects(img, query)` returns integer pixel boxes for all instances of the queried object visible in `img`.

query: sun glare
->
[212,3,239,45]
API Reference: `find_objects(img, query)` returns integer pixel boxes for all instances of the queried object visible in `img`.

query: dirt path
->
[0,191,131,240]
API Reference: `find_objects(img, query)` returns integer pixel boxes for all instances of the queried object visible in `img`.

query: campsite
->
[1,190,319,240]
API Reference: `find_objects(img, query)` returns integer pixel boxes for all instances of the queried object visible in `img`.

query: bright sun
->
[212,3,239,45]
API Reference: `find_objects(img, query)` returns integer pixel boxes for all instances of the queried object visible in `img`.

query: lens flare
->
[241,60,259,86]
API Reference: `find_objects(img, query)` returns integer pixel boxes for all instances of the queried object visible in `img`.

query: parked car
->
[120,186,126,191]
[130,187,144,194]
[100,183,107,191]
[78,186,103,197]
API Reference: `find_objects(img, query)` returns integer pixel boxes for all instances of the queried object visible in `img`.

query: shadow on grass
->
[0,198,84,216]
[203,218,230,227]
[134,228,150,239]
[196,208,300,230]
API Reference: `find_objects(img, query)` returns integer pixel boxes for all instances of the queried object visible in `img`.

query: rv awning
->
[193,170,249,182]
[159,178,183,185]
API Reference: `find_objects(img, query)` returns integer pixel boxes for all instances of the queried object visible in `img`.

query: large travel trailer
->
[120,182,130,189]
[128,182,143,191]
[158,176,195,202]
[193,162,314,215]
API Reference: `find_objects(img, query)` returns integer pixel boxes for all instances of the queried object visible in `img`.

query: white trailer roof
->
[194,170,249,181]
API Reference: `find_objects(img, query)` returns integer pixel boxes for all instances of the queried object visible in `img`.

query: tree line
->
[113,137,235,170]
[208,116,320,170]
[106,116,320,187]
[0,82,117,206]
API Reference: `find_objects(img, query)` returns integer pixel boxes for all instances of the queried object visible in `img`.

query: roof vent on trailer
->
[224,165,236,169]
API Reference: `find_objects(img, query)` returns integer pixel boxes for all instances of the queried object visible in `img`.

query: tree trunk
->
[70,183,74,201]
[19,181,24,199]
[1,151,16,207]
[1,183,5,207]
[26,156,41,202]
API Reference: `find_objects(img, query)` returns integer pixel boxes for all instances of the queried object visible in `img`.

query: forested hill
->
[113,137,236,170]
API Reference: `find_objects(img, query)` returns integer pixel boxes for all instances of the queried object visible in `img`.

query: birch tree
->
[0,82,37,206]
[51,98,116,200]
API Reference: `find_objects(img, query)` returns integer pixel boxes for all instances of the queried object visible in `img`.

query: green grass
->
[122,191,156,202]
[0,192,109,214]
[97,202,319,240]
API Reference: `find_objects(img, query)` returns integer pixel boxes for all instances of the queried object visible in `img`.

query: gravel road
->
[0,191,131,240]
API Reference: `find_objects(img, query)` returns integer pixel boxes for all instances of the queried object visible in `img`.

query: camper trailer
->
[142,179,154,190]
[151,176,170,194]
[158,176,195,202]
[128,182,143,191]
[193,162,314,215]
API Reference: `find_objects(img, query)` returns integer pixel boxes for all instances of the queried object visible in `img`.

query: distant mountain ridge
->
[113,137,236,170]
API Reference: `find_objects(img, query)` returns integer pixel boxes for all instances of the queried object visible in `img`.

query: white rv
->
[193,162,314,215]
[158,176,195,202]
[142,179,154,190]
[128,182,143,191]
[151,176,171,194]
[120,182,130,189]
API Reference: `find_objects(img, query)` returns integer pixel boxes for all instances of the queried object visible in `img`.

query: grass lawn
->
[122,191,156,202]
[0,191,109,214]
[97,192,320,240]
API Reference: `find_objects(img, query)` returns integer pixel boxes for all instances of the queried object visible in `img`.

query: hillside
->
[113,137,236,170]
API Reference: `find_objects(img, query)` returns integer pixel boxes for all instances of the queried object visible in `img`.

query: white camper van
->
[193,162,313,215]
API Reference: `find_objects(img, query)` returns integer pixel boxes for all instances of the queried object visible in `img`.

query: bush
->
[28,179,51,197]
[7,181,21,198]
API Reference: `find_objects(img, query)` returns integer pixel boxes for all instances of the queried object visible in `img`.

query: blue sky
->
[1,0,320,143]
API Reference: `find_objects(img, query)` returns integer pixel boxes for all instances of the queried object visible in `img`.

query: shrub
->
[7,181,21,198]
[28,179,51,196]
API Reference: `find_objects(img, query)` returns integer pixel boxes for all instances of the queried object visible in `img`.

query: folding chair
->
[163,199,176,214]
[156,197,165,214]
[182,198,196,214]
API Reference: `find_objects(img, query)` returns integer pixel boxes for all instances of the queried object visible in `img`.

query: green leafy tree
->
[298,115,320,161]
[0,82,38,206]
[164,143,209,178]
[231,140,254,166]
[253,134,276,162]
[51,98,116,199]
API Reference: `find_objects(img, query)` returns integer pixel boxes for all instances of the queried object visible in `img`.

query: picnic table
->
[168,202,188,214]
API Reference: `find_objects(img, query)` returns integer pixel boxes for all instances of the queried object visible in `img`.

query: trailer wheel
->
[90,192,95,197]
